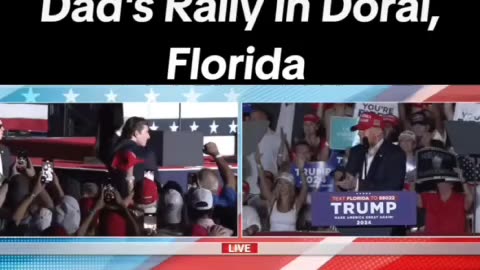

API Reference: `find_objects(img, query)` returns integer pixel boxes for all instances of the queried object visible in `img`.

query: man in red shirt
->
[416,169,473,235]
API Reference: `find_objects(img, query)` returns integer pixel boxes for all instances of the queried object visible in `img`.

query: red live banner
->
[222,243,258,254]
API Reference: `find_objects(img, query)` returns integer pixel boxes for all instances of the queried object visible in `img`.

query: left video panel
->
[0,102,238,237]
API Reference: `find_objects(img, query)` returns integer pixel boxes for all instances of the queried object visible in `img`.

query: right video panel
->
[242,102,477,237]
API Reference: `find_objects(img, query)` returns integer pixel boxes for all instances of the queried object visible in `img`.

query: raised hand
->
[204,142,220,157]
[296,154,306,169]
[255,145,263,164]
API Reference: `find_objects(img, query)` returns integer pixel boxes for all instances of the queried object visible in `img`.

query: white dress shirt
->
[355,139,384,192]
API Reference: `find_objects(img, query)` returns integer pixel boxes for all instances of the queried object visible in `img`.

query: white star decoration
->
[458,156,480,182]
[145,88,159,103]
[224,88,240,102]
[229,120,237,134]
[190,121,199,132]
[22,88,40,103]
[183,88,202,102]
[63,89,79,103]
[170,122,179,132]
[149,122,158,131]
[209,121,219,134]
[105,89,118,102]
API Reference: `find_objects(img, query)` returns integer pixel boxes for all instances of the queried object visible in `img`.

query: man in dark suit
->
[0,121,13,182]
[337,112,406,236]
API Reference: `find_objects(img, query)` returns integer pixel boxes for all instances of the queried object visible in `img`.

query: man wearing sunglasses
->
[0,121,13,183]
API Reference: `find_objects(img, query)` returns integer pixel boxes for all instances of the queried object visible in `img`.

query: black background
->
[0,0,478,84]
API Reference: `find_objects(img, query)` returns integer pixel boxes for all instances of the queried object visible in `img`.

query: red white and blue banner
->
[312,191,417,227]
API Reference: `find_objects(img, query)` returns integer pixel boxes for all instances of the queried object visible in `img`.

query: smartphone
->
[103,184,116,203]
[40,160,54,184]
[144,214,157,235]
[17,150,28,167]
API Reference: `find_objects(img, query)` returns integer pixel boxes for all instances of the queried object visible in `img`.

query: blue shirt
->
[213,186,237,208]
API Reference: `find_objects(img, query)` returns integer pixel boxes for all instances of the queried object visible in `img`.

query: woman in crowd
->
[257,148,308,232]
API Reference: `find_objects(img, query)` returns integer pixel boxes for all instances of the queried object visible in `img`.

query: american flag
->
[457,156,480,183]
[122,103,238,156]
[0,104,49,133]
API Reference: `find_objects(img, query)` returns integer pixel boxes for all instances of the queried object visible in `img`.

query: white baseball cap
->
[276,172,295,185]
[164,189,184,224]
[191,188,213,210]
[55,195,81,235]
[33,208,53,232]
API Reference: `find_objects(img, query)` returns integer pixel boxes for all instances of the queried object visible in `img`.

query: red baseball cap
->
[351,112,385,131]
[303,114,320,123]
[111,151,144,172]
[135,171,159,206]
[382,114,400,127]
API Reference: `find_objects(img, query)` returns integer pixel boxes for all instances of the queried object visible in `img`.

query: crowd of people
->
[242,103,477,236]
[0,117,238,236]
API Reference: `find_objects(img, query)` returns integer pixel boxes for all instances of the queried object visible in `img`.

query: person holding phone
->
[12,151,35,179]
[76,185,141,237]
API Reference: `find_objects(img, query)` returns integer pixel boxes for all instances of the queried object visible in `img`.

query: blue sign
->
[291,151,345,191]
[330,116,359,150]
[311,191,417,226]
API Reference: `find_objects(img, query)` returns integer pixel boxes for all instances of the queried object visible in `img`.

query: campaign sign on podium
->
[311,191,417,226]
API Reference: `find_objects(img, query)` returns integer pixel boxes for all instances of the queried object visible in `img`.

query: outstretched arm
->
[204,142,236,190]
[295,157,308,210]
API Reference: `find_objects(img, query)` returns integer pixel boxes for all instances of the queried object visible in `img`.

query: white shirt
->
[356,139,384,192]
[243,205,262,231]
[246,129,282,195]
[270,202,297,232]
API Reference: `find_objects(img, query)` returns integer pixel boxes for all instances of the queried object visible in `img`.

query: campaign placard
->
[311,191,417,227]
[330,116,359,150]
[416,147,459,182]
[291,162,333,192]
[454,103,480,122]
[291,151,344,192]
[353,103,399,118]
